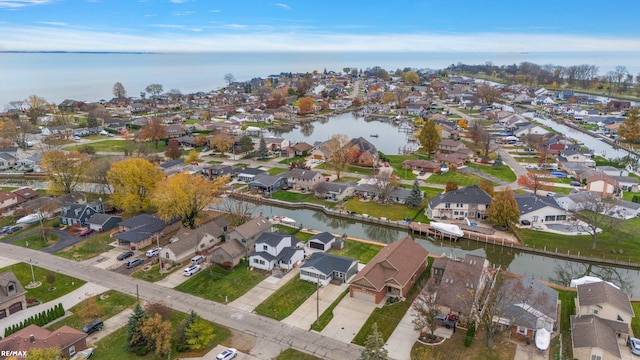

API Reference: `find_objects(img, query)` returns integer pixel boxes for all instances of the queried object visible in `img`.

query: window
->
[69,345,76,356]
[456,203,463,208]
[263,245,268,251]
[165,253,169,259]
[516,326,527,335]
[8,284,14,292]
[591,309,598,315]
[545,215,555,221]
[445,203,451,209]
[434,268,444,276]
[557,215,566,220]
[591,356,602,360]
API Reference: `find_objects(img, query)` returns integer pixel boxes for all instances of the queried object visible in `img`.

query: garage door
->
[351,288,376,303]
[313,155,322,160]
[9,301,23,314]
[309,241,324,250]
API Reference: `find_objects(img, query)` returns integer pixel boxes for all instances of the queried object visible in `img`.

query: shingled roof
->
[429,185,492,208]
[577,281,634,318]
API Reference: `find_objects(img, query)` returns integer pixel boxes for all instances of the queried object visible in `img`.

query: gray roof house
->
[300,252,359,287]
[576,281,635,325]
[312,181,356,202]
[427,185,492,220]
[202,164,237,180]
[211,216,272,267]
[237,167,266,183]
[282,168,324,191]
[160,220,225,263]
[86,214,122,232]
[60,199,104,227]
[0,270,27,319]
[248,173,287,193]
[515,193,567,224]
[248,232,304,271]
[571,315,626,360]
[308,232,337,251]
[114,214,181,249]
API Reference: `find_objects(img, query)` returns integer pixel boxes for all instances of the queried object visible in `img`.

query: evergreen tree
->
[360,323,388,360]
[405,179,424,208]
[257,137,269,159]
[493,155,503,167]
[127,303,150,355]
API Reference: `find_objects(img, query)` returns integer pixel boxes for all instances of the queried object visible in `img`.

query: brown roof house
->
[429,254,493,321]
[571,313,629,360]
[586,173,618,198]
[160,220,226,264]
[0,324,88,359]
[0,271,26,320]
[350,236,429,304]
[210,216,272,267]
[576,281,634,325]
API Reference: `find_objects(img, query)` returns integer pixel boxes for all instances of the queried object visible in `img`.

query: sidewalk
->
[228,268,299,312]
[0,282,109,335]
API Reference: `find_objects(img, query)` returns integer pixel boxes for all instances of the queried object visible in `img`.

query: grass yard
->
[328,239,383,264]
[411,331,516,360]
[11,233,59,250]
[311,289,349,331]
[131,262,181,282]
[343,198,424,221]
[275,349,323,360]
[512,156,541,163]
[56,232,115,261]
[632,302,640,337]
[254,277,317,320]
[270,190,338,208]
[424,170,489,187]
[333,176,360,183]
[315,162,376,176]
[515,217,640,262]
[550,289,577,360]
[466,163,517,182]
[68,139,167,153]
[268,167,288,175]
[0,262,85,303]
[175,264,268,303]
[272,225,315,242]
[90,309,231,360]
[278,156,307,165]
[352,257,432,346]
[47,290,137,331]
[385,154,420,180]
[421,186,443,199]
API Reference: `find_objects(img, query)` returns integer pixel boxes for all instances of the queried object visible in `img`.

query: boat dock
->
[409,222,516,245]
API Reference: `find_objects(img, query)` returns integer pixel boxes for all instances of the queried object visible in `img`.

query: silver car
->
[629,337,640,356]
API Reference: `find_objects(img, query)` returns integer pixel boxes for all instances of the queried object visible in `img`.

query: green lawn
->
[131,262,181,282]
[278,156,307,165]
[275,349,323,360]
[315,162,375,176]
[67,139,167,153]
[515,217,640,262]
[386,154,419,181]
[0,263,85,303]
[254,277,318,320]
[311,289,349,331]
[90,309,231,360]
[512,156,541,163]
[56,232,115,261]
[466,163,516,182]
[175,264,268,303]
[11,233,59,250]
[333,176,360,183]
[270,190,338,208]
[632,302,640,337]
[344,198,425,221]
[352,257,432,346]
[328,240,383,264]
[550,289,577,360]
[48,290,136,331]
[424,170,490,187]
[421,186,443,199]
[268,167,288,175]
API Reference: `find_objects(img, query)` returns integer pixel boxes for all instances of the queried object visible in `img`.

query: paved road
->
[1,228,81,254]
[0,243,363,360]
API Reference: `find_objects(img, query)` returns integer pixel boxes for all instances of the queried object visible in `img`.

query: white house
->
[282,168,324,192]
[515,193,567,224]
[248,232,304,271]
[514,124,549,137]
[300,252,359,287]
[160,220,225,263]
[307,232,337,251]
[427,185,492,220]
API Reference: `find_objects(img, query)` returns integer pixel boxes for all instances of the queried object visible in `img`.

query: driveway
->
[513,343,548,360]
[1,227,87,254]
[85,308,133,346]
[282,282,347,329]
[459,166,509,185]
[386,304,421,360]
[321,295,380,343]
[228,268,299,311]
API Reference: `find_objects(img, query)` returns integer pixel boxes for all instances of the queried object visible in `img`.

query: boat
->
[273,216,296,224]
[429,222,464,238]
[370,134,379,137]
[534,327,551,351]
[16,213,43,224]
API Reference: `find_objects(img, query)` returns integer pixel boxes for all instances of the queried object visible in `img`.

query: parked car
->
[82,320,104,334]
[570,181,581,186]
[183,264,201,277]
[70,347,94,360]
[191,255,205,265]
[418,171,426,176]
[629,337,640,356]
[215,348,238,360]
[145,247,161,257]
[79,228,94,236]
[434,314,458,329]
[117,251,134,261]
[546,192,556,197]
[6,225,22,234]
[0,226,11,234]
[125,258,144,268]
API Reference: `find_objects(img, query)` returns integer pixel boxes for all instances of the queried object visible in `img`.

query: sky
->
[1,0,640,52]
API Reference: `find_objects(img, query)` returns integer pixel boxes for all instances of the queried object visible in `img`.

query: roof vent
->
[30,334,35,343]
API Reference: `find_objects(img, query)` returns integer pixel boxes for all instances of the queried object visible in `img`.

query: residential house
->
[248,173,287,193]
[596,166,628,178]
[0,191,20,214]
[348,137,378,167]
[164,123,187,138]
[160,221,225,263]
[300,252,359,287]
[86,214,122,233]
[427,185,492,220]
[159,159,185,174]
[248,232,304,271]
[0,152,16,170]
[350,236,428,304]
[611,176,638,192]
[307,232,337,251]
[586,173,618,198]
[558,150,595,167]
[0,270,26,319]
[0,324,88,359]
[555,191,600,212]
[211,216,272,267]
[282,168,324,192]
[576,281,635,325]
[313,181,356,202]
[440,124,460,140]
[438,139,466,154]
[435,152,468,168]
[263,137,289,152]
[515,193,567,224]
[113,214,181,249]
[401,159,441,173]
[513,124,549,137]
[571,315,626,360]
[59,199,105,227]
[430,254,492,320]
[311,139,336,161]
[493,277,558,341]
[236,167,266,183]
[202,164,236,180]
[290,142,313,156]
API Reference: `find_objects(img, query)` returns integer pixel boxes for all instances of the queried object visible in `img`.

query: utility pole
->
[316,278,320,324]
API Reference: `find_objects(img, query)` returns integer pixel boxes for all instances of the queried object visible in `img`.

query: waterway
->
[266,112,418,155]
[217,199,640,296]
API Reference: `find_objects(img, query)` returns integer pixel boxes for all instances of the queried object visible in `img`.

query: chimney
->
[30,334,35,343]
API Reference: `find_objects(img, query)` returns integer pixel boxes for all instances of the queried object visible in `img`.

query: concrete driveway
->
[386,304,421,360]
[514,343,548,360]
[228,268,299,311]
[321,294,380,343]
[86,308,133,346]
[282,282,347,329]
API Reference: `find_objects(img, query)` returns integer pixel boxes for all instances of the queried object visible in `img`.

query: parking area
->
[320,294,380,343]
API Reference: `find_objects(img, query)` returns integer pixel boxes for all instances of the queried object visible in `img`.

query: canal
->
[217,199,640,296]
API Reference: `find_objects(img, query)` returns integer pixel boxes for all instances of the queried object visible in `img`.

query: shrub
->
[464,322,476,347]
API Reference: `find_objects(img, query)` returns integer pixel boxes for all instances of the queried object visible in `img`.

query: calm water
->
[2,51,640,108]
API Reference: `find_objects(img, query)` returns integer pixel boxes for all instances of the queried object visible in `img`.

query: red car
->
[79,228,94,237]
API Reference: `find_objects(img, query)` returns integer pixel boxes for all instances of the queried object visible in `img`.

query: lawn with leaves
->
[0,262,85,303]
[328,240,383,264]
[254,277,318,320]
[68,139,167,153]
[270,190,337,208]
[466,163,516,182]
[267,167,288,175]
[343,198,425,221]
[11,233,59,250]
[131,262,181,282]
[175,264,268,303]
[275,349,323,360]
[315,162,375,176]
[278,156,307,165]
[48,290,136,331]
[56,232,115,261]
[424,170,490,187]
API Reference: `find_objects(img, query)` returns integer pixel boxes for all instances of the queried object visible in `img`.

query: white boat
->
[430,222,464,238]
[273,216,296,224]
[535,327,550,351]
[16,213,43,224]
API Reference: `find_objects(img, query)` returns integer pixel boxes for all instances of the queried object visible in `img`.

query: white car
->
[216,348,237,360]
[183,264,201,277]
[145,247,161,257]
[629,337,640,356]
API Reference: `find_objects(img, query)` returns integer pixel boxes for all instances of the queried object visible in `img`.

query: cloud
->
[172,10,194,16]
[168,0,188,3]
[226,24,247,29]
[35,21,67,26]
[0,0,53,8]
[275,3,290,10]
[209,9,220,13]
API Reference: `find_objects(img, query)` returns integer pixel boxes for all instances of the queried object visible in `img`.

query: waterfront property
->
[248,232,304,271]
[210,216,272,267]
[300,252,359,286]
[426,185,492,220]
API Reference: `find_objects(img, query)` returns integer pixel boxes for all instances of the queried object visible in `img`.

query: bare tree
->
[145,84,164,97]
[137,116,167,148]
[369,172,398,204]
[113,82,127,98]
[573,192,618,250]
[222,198,256,226]
[469,122,492,157]
[412,283,440,338]
[325,134,352,179]
[551,262,634,295]
[224,73,236,86]
[476,84,502,105]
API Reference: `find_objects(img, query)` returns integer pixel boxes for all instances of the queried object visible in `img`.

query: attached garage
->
[350,288,377,303]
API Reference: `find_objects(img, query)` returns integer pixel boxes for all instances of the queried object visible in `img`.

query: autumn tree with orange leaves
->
[107,158,164,212]
[517,171,553,196]
[138,116,167,148]
[297,97,315,115]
